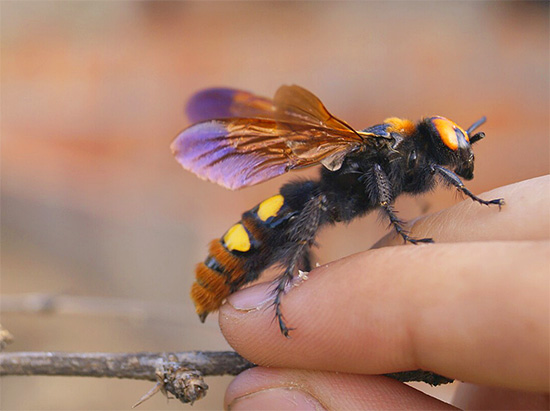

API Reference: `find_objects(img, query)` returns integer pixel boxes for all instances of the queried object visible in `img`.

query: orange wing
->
[172,85,375,190]
[273,85,361,133]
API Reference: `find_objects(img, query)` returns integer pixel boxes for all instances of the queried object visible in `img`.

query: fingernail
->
[227,282,274,311]
[228,387,325,411]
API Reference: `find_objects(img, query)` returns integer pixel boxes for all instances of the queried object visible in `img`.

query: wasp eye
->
[408,149,418,168]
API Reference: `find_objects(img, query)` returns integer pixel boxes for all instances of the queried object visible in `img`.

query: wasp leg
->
[382,202,433,244]
[272,195,327,337]
[272,255,303,338]
[432,165,504,208]
[372,164,433,244]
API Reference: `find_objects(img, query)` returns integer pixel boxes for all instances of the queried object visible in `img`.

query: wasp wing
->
[273,85,360,134]
[172,118,369,189]
[186,88,275,123]
[186,84,363,133]
[173,85,377,190]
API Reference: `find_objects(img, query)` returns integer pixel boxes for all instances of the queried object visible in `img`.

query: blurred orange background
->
[1,2,548,409]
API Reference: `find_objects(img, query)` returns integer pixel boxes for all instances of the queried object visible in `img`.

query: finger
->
[373,175,549,248]
[219,241,549,392]
[225,367,456,410]
[452,383,549,410]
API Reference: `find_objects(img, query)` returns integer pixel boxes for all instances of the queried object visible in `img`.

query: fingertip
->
[225,368,326,411]
[225,367,455,410]
[219,280,318,367]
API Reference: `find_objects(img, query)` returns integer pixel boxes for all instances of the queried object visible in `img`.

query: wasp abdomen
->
[191,194,292,321]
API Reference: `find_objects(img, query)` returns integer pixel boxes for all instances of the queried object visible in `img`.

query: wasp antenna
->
[466,116,487,135]
[469,132,485,145]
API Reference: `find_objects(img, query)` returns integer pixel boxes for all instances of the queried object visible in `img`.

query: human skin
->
[218,175,549,410]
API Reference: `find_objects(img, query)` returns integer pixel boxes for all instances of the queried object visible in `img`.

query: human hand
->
[219,175,549,410]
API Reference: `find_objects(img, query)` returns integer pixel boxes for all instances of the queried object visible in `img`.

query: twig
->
[0,350,453,385]
[0,351,253,379]
[0,349,452,406]
[385,370,454,386]
[0,351,254,405]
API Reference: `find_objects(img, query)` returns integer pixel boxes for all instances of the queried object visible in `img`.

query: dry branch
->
[0,350,452,385]
[0,349,453,405]
[0,350,253,379]
[0,350,254,405]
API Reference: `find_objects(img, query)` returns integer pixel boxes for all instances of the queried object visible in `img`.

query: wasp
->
[171,85,504,337]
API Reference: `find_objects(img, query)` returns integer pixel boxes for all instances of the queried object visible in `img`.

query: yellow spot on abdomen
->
[223,223,251,252]
[257,194,284,221]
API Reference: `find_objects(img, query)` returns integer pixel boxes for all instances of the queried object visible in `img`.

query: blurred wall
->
[1,2,548,409]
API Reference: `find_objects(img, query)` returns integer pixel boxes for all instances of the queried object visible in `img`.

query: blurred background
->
[1,2,548,409]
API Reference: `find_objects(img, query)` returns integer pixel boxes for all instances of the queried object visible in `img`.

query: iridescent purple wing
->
[186,88,275,123]
[172,117,369,189]
[172,85,370,190]
[171,119,284,189]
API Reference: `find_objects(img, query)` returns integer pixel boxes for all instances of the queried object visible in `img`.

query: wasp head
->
[419,116,486,181]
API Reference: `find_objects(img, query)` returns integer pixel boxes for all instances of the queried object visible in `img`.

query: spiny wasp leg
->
[383,203,433,244]
[460,186,505,209]
[271,270,295,338]
[433,165,504,209]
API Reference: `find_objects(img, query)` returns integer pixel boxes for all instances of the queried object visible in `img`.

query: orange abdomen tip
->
[191,262,232,321]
